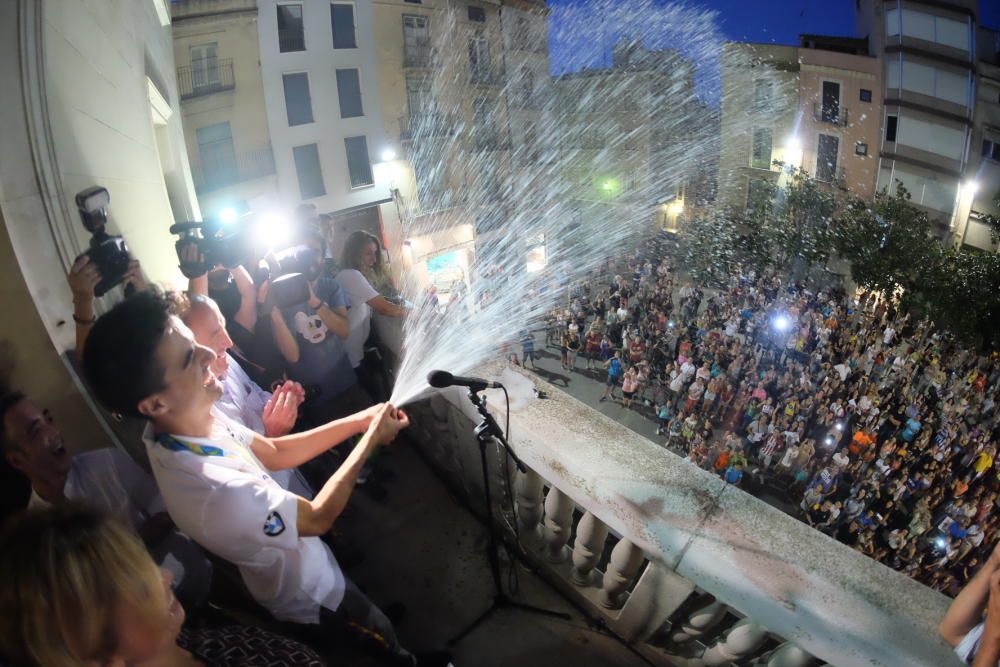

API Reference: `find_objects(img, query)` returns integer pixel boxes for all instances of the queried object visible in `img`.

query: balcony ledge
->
[408,364,957,667]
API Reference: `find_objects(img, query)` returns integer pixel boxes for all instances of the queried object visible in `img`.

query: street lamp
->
[381,147,397,162]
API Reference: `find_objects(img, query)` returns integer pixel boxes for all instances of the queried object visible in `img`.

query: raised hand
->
[263,383,301,437]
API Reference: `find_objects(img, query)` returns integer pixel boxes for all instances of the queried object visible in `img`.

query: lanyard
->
[156,432,259,470]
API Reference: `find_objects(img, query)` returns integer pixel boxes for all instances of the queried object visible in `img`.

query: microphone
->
[427,370,503,392]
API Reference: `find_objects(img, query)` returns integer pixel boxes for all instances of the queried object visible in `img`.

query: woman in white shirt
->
[336,232,408,399]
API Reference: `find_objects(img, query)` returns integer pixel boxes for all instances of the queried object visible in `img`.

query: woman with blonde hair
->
[0,505,323,666]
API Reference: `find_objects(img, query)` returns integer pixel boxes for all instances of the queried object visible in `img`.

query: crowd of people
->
[0,208,450,667]
[536,245,1000,600]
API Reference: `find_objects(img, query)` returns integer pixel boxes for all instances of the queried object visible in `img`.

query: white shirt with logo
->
[142,409,344,624]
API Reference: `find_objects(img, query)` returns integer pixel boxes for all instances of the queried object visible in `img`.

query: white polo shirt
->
[142,409,344,624]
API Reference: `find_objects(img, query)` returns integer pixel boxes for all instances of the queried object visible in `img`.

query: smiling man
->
[0,391,212,608]
[81,292,444,666]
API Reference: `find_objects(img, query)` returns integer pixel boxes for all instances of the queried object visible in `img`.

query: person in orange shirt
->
[848,429,875,458]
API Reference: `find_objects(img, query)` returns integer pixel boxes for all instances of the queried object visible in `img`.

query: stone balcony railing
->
[396,362,961,667]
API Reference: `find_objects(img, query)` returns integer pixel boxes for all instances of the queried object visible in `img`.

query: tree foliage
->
[833,183,1000,350]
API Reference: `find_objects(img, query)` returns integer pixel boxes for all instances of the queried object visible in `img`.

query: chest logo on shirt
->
[263,511,286,537]
[294,311,328,344]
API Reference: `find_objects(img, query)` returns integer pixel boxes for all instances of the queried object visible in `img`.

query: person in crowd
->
[0,391,212,608]
[520,328,538,370]
[600,351,624,403]
[0,505,326,667]
[336,231,409,402]
[176,293,313,497]
[535,249,1000,599]
[940,542,1000,665]
[81,292,449,666]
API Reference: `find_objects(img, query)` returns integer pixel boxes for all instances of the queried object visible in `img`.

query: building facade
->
[797,36,883,200]
[857,0,979,236]
[717,43,801,211]
[172,0,279,219]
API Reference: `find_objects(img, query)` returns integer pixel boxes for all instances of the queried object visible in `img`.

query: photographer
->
[268,245,366,427]
[67,253,145,357]
[81,292,447,666]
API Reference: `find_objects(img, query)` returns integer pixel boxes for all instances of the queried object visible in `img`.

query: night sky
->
[547,0,1000,103]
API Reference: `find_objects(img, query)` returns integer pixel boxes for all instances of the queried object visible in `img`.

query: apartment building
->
[857,0,978,235]
[797,35,883,200]
[371,0,550,295]
[717,43,801,210]
[172,0,279,218]
[957,25,1000,250]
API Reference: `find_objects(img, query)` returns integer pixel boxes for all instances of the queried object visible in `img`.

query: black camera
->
[75,186,131,298]
[269,272,311,309]
[170,215,255,279]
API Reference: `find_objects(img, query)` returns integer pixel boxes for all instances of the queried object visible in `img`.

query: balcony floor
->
[338,441,649,667]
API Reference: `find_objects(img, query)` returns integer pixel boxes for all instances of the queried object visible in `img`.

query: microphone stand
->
[448,387,570,646]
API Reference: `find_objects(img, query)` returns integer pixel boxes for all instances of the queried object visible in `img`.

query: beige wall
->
[798,50,882,199]
[0,0,198,452]
[173,5,279,216]
[718,43,799,209]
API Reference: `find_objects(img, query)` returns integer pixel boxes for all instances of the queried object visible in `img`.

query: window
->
[889,9,970,51]
[821,81,841,123]
[196,122,237,189]
[520,66,534,104]
[469,34,490,78]
[468,5,486,22]
[896,115,965,160]
[881,166,957,213]
[753,79,773,107]
[888,60,969,107]
[750,128,772,169]
[403,15,431,67]
[746,178,772,209]
[277,4,305,52]
[856,142,868,156]
[293,144,325,199]
[816,134,839,182]
[860,88,872,102]
[331,3,357,49]
[406,74,431,117]
[344,136,373,188]
[886,115,897,142]
[336,69,364,118]
[282,73,313,126]
[404,0,422,3]
[190,43,219,91]
[981,139,1000,162]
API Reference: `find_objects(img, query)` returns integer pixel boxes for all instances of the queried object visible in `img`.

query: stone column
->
[541,486,574,563]
[571,511,610,586]
[599,538,645,609]
[669,594,727,645]
[514,467,545,543]
[702,617,768,665]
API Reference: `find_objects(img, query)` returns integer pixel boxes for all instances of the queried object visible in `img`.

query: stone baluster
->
[669,594,727,646]
[541,486,574,563]
[751,642,815,667]
[702,617,768,665]
[571,511,610,586]
[514,467,545,543]
[598,538,645,609]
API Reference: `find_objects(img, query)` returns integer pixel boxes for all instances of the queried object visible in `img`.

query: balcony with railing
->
[381,354,959,667]
[813,102,848,126]
[193,145,276,193]
[177,58,235,101]
[469,66,505,87]
[404,45,435,69]
[399,113,457,142]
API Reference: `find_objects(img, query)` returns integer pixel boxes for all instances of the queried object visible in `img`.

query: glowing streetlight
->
[381,147,397,162]
[219,207,239,224]
[667,200,684,216]
[772,314,790,332]
[964,180,980,196]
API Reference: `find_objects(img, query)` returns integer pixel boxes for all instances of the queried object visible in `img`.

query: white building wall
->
[257,0,391,214]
